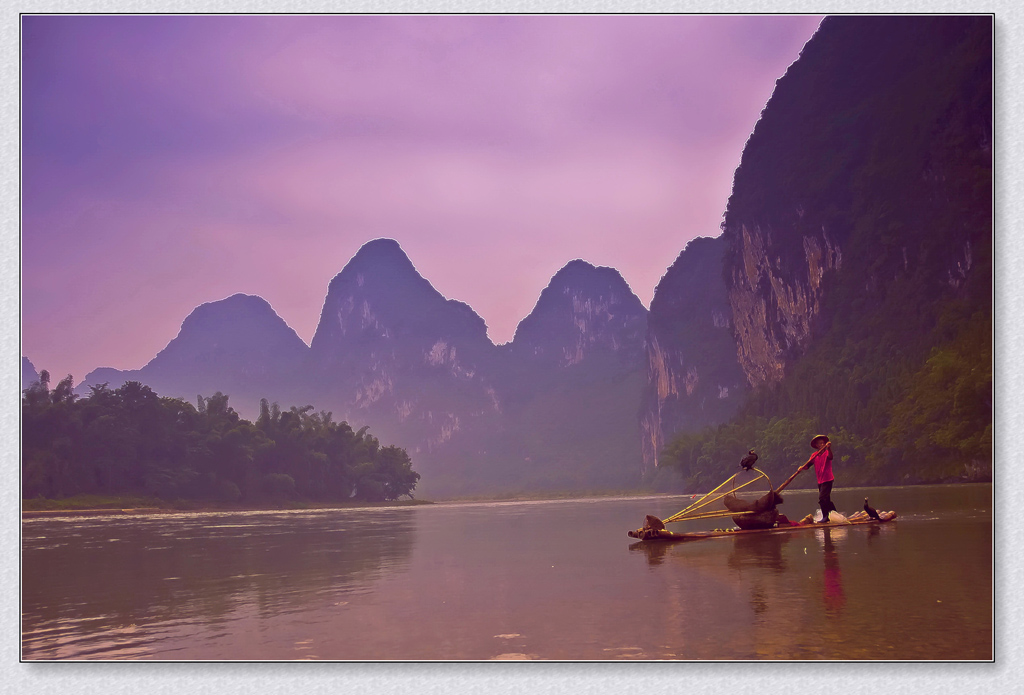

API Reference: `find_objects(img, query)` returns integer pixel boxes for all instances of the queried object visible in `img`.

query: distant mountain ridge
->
[56,16,992,496]
[75,240,658,496]
[310,239,491,362]
[154,293,308,379]
[302,239,502,488]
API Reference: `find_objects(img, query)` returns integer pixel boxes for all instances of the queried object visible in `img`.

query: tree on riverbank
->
[22,373,420,503]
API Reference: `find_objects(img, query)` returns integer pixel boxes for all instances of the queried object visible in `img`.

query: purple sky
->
[22,15,822,382]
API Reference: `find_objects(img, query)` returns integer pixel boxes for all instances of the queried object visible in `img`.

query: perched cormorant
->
[739,450,758,470]
[864,497,881,520]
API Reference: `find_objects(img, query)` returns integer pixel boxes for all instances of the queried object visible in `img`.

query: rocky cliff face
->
[306,239,502,481]
[639,16,990,483]
[721,15,991,389]
[640,236,747,470]
[509,259,646,370]
[726,223,842,387]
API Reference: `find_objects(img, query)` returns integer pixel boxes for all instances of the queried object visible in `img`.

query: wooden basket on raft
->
[722,489,783,529]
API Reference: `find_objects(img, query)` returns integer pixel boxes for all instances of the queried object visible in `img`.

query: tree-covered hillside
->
[661,16,991,489]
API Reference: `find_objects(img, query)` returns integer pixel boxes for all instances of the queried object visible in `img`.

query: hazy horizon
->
[22,14,823,381]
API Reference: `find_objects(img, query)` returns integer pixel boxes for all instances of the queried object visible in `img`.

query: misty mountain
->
[474,260,649,493]
[310,239,494,369]
[22,357,39,388]
[508,259,647,370]
[300,243,650,495]
[303,238,503,491]
[78,293,309,413]
[68,241,653,497]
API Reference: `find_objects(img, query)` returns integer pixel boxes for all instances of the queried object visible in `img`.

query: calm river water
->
[22,484,991,661]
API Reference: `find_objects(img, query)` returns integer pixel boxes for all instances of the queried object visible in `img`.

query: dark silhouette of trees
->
[22,378,420,504]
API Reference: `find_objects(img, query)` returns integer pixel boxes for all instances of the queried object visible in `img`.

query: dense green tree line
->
[658,238,991,489]
[22,373,420,504]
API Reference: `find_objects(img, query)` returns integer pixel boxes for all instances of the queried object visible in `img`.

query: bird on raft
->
[739,450,758,470]
[864,497,881,520]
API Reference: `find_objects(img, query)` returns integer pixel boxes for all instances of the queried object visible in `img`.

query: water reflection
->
[22,509,416,659]
[728,534,790,572]
[21,485,993,660]
[628,539,671,565]
[819,528,846,615]
[628,531,792,571]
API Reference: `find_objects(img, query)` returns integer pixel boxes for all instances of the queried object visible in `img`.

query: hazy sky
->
[22,14,822,382]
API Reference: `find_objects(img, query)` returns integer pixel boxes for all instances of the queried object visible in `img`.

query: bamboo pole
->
[664,470,768,524]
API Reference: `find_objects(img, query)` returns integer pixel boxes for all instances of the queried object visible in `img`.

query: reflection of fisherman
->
[800,434,836,523]
[821,529,846,614]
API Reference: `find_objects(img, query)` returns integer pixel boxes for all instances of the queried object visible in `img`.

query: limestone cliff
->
[721,15,991,390]
[640,236,747,471]
[307,239,501,473]
[726,223,842,387]
[645,16,990,487]
[491,260,648,490]
[509,259,646,370]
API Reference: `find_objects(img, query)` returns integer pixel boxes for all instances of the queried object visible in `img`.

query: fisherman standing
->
[800,434,836,523]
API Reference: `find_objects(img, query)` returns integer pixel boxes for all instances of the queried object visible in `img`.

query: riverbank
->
[24,481,988,518]
[22,496,433,518]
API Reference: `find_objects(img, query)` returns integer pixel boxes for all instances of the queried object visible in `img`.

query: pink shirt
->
[811,447,834,485]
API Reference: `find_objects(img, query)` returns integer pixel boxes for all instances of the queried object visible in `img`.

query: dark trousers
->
[818,480,837,520]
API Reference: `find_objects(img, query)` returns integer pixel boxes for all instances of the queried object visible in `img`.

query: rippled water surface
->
[22,484,991,660]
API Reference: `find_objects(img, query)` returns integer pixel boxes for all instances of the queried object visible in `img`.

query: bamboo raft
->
[627,463,896,543]
[628,509,897,543]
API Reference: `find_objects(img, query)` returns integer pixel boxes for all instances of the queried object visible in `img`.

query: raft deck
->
[628,510,896,543]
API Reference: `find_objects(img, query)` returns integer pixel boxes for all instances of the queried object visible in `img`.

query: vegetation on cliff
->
[660,16,991,488]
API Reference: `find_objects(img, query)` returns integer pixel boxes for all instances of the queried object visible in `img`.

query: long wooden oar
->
[774,462,809,494]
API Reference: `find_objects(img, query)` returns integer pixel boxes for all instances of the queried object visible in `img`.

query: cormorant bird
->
[864,497,881,520]
[740,450,758,470]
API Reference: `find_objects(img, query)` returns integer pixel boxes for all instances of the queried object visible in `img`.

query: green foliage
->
[879,312,992,481]
[661,17,992,490]
[660,416,821,492]
[261,473,296,501]
[22,378,420,504]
